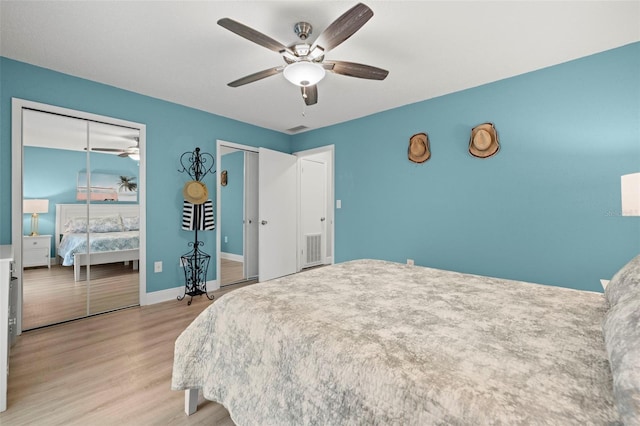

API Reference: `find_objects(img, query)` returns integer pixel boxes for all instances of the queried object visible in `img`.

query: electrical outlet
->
[224,236,228,243]
[407,259,414,266]
[154,261,163,273]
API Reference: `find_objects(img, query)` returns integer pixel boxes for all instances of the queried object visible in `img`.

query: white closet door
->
[300,158,327,268]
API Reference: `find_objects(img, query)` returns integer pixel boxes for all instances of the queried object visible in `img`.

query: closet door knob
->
[261,220,268,225]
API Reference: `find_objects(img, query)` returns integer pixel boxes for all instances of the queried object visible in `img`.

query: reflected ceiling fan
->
[218,2,389,106]
[88,137,140,160]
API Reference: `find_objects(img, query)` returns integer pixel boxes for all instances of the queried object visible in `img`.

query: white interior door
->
[258,148,297,282]
[244,151,259,278]
[300,158,327,268]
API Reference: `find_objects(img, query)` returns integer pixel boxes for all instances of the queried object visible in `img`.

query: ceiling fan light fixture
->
[128,153,140,161]
[283,61,325,87]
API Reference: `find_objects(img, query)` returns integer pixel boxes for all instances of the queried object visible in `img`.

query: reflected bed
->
[55,204,139,281]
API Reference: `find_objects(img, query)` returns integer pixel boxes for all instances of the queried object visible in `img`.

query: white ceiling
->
[2,1,639,134]
[22,109,140,153]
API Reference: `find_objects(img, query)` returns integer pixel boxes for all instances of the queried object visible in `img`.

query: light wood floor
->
[1,282,255,425]
[23,263,139,330]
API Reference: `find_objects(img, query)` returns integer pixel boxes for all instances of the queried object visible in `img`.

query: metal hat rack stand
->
[178,147,215,305]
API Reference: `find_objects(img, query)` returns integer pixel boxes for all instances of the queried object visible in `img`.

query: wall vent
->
[287,125,309,133]
[305,233,322,266]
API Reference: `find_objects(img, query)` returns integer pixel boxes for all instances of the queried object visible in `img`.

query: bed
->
[55,204,140,281]
[172,257,640,425]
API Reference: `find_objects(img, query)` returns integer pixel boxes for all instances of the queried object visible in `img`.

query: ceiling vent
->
[287,125,309,133]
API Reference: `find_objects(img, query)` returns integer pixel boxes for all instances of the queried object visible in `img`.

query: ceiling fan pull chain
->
[301,86,307,116]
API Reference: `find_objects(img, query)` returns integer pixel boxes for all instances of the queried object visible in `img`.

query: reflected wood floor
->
[1,282,254,425]
[23,263,139,330]
[220,258,245,286]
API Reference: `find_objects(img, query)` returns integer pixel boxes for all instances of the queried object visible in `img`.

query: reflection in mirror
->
[22,109,140,329]
[86,121,140,316]
[220,148,258,286]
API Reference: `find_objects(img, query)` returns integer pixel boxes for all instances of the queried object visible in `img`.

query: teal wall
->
[221,150,244,256]
[23,146,140,257]
[0,57,291,292]
[2,42,639,294]
[292,42,640,292]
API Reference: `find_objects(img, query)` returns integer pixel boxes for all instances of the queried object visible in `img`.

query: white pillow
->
[122,216,139,231]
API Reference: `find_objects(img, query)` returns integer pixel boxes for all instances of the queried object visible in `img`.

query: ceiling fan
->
[218,2,389,106]
[88,137,140,160]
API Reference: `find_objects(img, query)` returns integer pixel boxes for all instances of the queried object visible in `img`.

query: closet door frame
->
[11,98,147,333]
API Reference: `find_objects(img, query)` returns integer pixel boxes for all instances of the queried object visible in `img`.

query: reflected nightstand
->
[23,235,51,268]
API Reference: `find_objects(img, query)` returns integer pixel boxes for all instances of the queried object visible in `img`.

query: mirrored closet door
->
[219,146,258,286]
[21,108,141,329]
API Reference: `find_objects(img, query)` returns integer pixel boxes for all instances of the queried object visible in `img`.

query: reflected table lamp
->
[23,199,49,236]
[622,173,640,217]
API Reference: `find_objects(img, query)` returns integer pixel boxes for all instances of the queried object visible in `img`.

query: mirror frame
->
[11,98,147,333]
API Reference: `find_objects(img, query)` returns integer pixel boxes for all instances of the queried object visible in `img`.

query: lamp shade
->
[283,61,326,87]
[23,199,49,214]
[621,173,640,216]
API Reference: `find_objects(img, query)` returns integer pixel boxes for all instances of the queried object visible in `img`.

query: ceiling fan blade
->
[326,60,389,80]
[218,18,293,55]
[118,152,129,158]
[85,147,124,153]
[228,67,284,87]
[311,3,373,54]
[301,85,318,106]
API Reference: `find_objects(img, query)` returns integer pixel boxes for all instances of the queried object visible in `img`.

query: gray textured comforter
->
[172,259,619,425]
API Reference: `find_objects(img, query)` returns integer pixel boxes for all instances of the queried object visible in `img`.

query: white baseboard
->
[142,280,219,305]
[220,252,243,262]
[207,279,220,292]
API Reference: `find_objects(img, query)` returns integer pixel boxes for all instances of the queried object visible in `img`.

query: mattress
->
[57,231,139,266]
[171,259,619,424]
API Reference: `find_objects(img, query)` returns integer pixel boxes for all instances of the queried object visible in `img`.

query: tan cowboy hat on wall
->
[469,123,500,158]
[183,180,208,204]
[408,133,431,163]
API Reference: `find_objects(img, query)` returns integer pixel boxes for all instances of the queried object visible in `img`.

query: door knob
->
[320,217,326,222]
[248,219,252,224]
[261,220,268,225]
